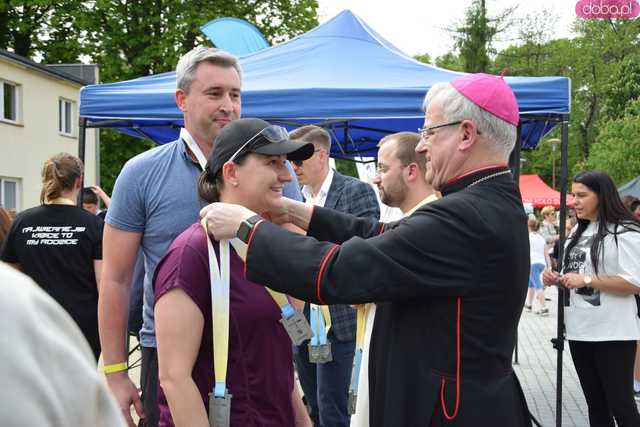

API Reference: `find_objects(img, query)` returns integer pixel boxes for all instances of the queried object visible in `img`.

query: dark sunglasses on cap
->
[228,125,290,163]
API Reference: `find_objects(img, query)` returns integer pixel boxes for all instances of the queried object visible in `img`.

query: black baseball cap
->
[206,118,315,176]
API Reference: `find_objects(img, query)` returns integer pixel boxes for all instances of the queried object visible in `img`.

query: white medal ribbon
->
[202,219,231,398]
[181,128,208,171]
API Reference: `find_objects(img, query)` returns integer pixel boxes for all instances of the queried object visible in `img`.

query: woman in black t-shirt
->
[0,153,103,361]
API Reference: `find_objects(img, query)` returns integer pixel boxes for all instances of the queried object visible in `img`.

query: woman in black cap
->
[153,118,314,427]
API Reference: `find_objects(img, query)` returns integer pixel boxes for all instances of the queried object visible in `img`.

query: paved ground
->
[514,286,588,427]
[515,286,640,427]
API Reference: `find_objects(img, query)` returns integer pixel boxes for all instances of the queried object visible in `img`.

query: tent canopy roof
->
[519,174,574,209]
[619,176,640,199]
[79,10,571,157]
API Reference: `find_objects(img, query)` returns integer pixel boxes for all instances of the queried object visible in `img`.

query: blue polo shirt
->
[107,137,302,347]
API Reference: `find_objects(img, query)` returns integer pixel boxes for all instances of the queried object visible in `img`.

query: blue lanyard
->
[310,306,328,346]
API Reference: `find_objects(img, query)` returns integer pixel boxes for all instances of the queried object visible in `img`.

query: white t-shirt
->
[529,232,547,266]
[564,222,640,341]
[0,262,125,426]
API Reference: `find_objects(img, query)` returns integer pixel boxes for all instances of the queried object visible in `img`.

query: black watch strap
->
[237,214,263,243]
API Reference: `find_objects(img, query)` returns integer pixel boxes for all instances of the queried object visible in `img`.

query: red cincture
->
[440,296,461,420]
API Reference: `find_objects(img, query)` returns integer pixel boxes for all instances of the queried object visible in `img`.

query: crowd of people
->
[1,45,639,427]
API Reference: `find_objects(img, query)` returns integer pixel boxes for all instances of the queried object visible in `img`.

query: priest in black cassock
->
[201,73,532,427]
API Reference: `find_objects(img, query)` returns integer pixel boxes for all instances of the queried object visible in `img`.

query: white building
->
[0,49,98,212]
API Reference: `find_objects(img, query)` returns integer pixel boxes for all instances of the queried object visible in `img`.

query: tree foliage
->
[600,54,640,122]
[435,52,464,71]
[587,99,640,185]
[414,52,431,64]
[449,0,514,73]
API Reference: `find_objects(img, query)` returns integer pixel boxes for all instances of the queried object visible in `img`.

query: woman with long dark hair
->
[543,170,640,426]
[0,153,104,361]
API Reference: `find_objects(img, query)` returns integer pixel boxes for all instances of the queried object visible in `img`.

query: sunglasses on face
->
[228,125,290,163]
[292,149,322,166]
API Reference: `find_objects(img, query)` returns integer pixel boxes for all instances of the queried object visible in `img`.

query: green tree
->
[0,0,86,60]
[414,52,431,64]
[599,54,640,122]
[449,0,514,73]
[587,99,640,184]
[335,158,358,178]
[491,13,640,188]
[434,52,464,71]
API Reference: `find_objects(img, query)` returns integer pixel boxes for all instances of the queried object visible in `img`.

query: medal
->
[280,310,313,346]
[208,390,232,427]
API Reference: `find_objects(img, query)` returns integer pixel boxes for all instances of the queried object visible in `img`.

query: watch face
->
[584,276,592,285]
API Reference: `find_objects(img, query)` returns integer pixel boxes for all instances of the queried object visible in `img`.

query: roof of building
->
[0,49,92,86]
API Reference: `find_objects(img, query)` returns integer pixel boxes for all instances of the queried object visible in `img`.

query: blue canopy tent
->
[619,176,640,198]
[79,10,570,160]
[79,10,573,427]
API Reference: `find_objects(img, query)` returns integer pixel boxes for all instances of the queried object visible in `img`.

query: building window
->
[0,177,20,211]
[1,80,19,122]
[59,98,74,135]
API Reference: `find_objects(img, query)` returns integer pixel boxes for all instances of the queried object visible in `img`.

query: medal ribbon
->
[309,304,331,346]
[181,128,208,171]
[349,304,368,398]
[201,219,231,398]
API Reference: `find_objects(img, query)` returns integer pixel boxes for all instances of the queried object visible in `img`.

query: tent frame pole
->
[77,117,88,207]
[510,123,522,366]
[553,114,570,427]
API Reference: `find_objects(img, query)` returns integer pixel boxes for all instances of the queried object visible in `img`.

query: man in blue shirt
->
[98,47,302,427]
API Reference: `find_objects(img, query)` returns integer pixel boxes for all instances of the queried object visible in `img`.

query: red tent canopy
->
[519,174,574,208]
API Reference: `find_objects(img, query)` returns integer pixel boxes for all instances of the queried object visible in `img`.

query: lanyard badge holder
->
[308,304,332,363]
[203,220,232,427]
[278,299,313,346]
[348,305,367,414]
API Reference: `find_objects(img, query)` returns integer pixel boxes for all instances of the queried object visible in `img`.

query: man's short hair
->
[82,188,98,205]
[289,125,331,152]
[176,47,242,94]
[423,82,517,159]
[378,132,426,173]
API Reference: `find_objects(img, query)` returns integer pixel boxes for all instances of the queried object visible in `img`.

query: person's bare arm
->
[282,198,314,231]
[98,224,143,426]
[156,289,208,427]
[291,387,312,427]
[91,185,112,209]
[561,273,640,296]
[94,260,103,292]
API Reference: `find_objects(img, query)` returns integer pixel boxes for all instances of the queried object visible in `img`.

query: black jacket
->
[246,166,532,426]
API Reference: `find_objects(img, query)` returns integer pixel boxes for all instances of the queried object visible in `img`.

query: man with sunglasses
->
[289,125,379,427]
[98,47,303,427]
[201,73,532,426]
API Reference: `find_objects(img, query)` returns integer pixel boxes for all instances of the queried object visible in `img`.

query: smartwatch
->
[237,214,263,243]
